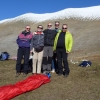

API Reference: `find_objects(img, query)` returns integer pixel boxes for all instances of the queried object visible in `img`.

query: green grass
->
[0,60,100,100]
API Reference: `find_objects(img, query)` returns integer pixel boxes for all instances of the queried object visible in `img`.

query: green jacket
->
[53,31,73,52]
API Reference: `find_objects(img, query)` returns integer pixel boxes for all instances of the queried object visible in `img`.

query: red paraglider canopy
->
[0,74,50,100]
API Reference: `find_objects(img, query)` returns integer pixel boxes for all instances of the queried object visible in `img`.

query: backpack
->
[0,52,2,59]
[0,52,10,61]
[79,61,92,67]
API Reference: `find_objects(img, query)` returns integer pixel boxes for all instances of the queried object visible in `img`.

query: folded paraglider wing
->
[0,74,50,100]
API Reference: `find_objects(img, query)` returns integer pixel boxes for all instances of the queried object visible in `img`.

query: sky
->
[0,0,100,21]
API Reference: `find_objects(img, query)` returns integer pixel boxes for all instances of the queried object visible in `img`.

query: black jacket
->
[43,29,57,46]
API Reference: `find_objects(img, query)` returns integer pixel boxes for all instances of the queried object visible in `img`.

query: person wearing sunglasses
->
[30,25,44,75]
[42,23,57,76]
[15,25,33,77]
[53,24,73,78]
[51,21,60,74]
[55,21,60,32]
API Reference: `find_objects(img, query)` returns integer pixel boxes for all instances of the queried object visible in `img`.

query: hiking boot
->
[22,73,27,77]
[43,71,47,75]
[15,73,20,77]
[58,73,62,76]
[32,73,37,75]
[63,74,69,78]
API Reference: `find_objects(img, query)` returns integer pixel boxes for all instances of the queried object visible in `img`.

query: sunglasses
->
[37,27,43,29]
[62,27,67,29]
[48,25,52,27]
[55,24,59,26]
[26,28,30,29]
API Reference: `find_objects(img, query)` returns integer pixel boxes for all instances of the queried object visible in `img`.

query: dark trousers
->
[56,48,70,75]
[16,47,30,74]
[52,53,58,73]
[42,46,53,72]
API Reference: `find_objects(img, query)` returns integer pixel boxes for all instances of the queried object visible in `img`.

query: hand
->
[33,32,36,35]
[30,50,33,53]
[30,50,34,56]
[32,32,35,35]
[53,50,56,53]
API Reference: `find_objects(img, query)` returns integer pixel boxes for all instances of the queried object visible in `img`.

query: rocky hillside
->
[0,19,100,60]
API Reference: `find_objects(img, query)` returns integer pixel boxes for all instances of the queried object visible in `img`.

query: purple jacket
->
[16,31,33,48]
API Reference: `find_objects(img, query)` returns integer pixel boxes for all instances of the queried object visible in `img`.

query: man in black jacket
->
[42,23,57,75]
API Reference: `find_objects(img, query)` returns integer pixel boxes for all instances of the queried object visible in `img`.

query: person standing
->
[30,25,44,75]
[15,25,33,77]
[53,24,73,77]
[51,21,60,73]
[55,21,60,32]
[42,23,57,75]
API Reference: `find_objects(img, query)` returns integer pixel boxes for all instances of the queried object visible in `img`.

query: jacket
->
[16,30,33,48]
[53,31,73,52]
[30,32,44,50]
[43,29,57,46]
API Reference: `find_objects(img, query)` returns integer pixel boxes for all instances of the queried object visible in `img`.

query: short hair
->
[25,25,30,27]
[62,24,68,29]
[62,24,67,26]
[48,23,52,26]
[55,21,60,24]
[37,25,43,29]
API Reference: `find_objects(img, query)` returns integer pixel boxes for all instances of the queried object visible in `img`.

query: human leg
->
[37,50,43,74]
[56,48,63,75]
[32,50,38,74]
[23,47,30,74]
[16,47,23,74]
[42,46,48,74]
[62,49,70,76]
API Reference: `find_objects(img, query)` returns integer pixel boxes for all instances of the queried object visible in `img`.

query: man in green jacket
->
[53,24,73,77]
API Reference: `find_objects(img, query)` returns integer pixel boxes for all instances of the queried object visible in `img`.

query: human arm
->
[67,33,73,53]
[30,36,34,52]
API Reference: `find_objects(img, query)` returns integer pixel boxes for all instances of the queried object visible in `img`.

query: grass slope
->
[0,59,100,100]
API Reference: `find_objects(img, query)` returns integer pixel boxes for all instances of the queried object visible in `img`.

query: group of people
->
[15,21,73,78]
